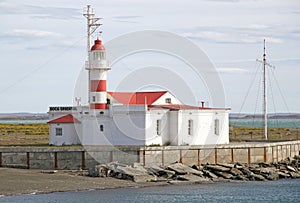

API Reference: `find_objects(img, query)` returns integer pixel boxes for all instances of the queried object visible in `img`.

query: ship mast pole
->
[263,39,268,140]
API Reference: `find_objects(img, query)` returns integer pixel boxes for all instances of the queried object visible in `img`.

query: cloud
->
[204,0,240,2]
[113,15,141,19]
[181,25,285,44]
[11,29,63,38]
[217,67,250,74]
[112,15,141,24]
[0,2,80,20]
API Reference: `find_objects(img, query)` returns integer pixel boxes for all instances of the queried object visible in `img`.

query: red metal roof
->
[108,91,167,105]
[48,114,80,124]
[91,39,105,51]
[149,104,230,111]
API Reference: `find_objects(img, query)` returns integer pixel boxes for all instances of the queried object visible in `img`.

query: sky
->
[0,0,299,113]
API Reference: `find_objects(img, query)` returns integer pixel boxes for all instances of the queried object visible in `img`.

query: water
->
[0,119,48,124]
[230,118,300,128]
[1,179,299,203]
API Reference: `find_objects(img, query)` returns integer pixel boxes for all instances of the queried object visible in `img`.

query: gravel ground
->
[0,168,167,196]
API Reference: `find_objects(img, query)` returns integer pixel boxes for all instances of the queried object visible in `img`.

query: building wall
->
[145,109,169,146]
[80,105,148,146]
[169,111,179,145]
[49,106,229,146]
[178,109,229,145]
[146,109,229,146]
[49,123,80,146]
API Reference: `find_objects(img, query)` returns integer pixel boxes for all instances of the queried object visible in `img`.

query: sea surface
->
[230,118,300,128]
[0,119,48,124]
[1,179,299,203]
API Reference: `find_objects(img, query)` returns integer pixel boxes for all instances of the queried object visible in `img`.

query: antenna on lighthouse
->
[83,5,102,53]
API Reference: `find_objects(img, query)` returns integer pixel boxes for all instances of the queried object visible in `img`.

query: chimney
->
[201,101,205,108]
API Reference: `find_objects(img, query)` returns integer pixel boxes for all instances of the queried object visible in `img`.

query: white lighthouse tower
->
[87,39,110,109]
[83,5,110,110]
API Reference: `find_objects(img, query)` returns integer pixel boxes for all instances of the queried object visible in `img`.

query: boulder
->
[203,170,219,179]
[265,171,279,181]
[259,162,271,168]
[249,167,260,174]
[289,172,300,179]
[205,164,231,172]
[213,171,233,179]
[147,165,175,178]
[252,173,266,181]
[177,174,210,183]
[240,167,254,177]
[116,165,154,182]
[260,167,276,174]
[278,171,290,179]
[229,168,244,176]
[286,165,296,172]
[167,163,203,176]
[232,175,248,181]
[217,163,235,169]
[88,167,99,177]
[191,164,204,171]
[233,163,244,169]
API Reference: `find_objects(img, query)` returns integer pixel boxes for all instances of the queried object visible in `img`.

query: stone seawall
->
[0,141,299,170]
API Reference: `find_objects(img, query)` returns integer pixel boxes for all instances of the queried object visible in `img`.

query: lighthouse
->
[48,5,230,147]
[83,5,110,110]
[87,39,110,110]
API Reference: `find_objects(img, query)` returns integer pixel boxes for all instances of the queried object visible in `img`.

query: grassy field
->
[230,126,300,141]
[0,123,299,146]
[0,123,49,146]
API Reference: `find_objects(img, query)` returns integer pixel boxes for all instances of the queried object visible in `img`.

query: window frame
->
[156,119,161,135]
[165,98,171,104]
[214,119,220,135]
[55,128,62,136]
[188,119,193,135]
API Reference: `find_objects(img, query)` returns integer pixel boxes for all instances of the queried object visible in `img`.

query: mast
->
[83,5,102,104]
[257,39,272,140]
[83,5,102,53]
[263,39,267,140]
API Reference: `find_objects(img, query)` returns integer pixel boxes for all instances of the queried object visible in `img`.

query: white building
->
[48,6,230,146]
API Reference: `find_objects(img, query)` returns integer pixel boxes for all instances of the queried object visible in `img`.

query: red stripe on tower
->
[90,80,106,92]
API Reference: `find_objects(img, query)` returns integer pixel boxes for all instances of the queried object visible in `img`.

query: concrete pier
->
[0,141,299,170]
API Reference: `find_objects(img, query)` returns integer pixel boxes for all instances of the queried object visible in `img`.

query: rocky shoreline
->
[88,155,300,183]
[1,156,299,196]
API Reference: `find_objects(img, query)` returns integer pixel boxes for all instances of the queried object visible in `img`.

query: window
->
[188,120,193,135]
[100,125,104,132]
[214,119,220,135]
[165,98,171,104]
[92,96,96,102]
[93,52,106,60]
[156,120,161,135]
[56,128,62,136]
